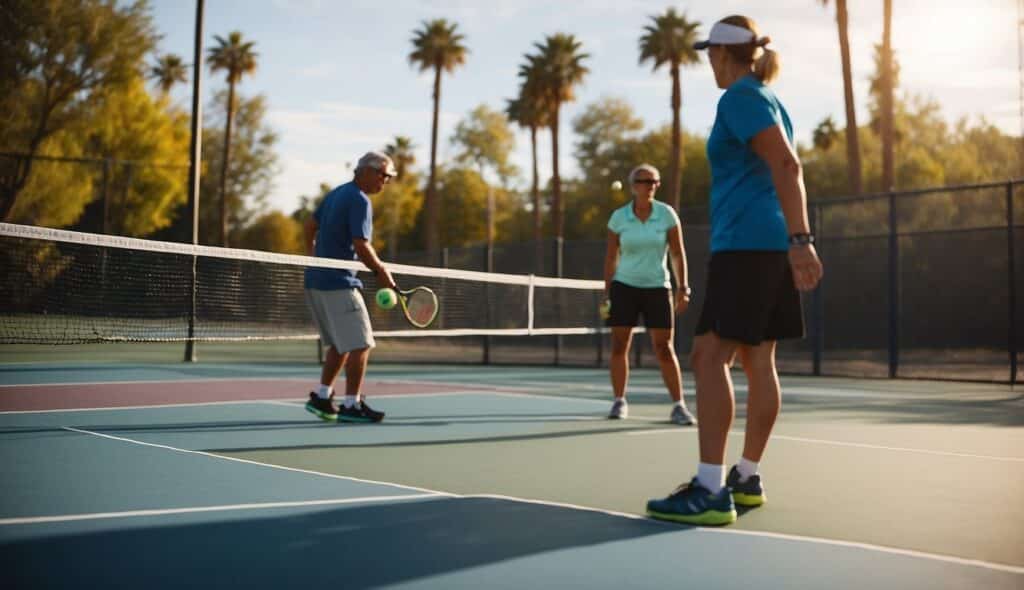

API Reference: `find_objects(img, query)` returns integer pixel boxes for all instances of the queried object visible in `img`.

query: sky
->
[150,0,1020,215]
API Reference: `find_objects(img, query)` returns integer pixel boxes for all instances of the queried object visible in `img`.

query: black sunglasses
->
[634,178,660,186]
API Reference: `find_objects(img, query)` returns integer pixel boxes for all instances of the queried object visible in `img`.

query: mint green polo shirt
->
[607,200,680,289]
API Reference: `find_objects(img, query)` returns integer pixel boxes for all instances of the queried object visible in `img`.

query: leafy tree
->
[0,0,157,221]
[408,19,468,256]
[818,0,863,194]
[208,31,258,246]
[638,8,701,211]
[235,210,303,254]
[522,33,589,240]
[197,91,278,246]
[149,53,188,95]
[451,104,518,246]
[813,116,840,151]
[384,136,416,179]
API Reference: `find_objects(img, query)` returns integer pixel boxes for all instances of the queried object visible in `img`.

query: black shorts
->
[607,281,673,329]
[695,251,804,345]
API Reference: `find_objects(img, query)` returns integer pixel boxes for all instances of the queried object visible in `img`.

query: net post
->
[183,0,204,364]
[527,274,535,335]
[887,190,899,378]
[1008,181,1018,386]
[553,237,563,366]
[483,241,493,365]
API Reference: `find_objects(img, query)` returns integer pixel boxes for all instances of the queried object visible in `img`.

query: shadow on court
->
[5,497,679,589]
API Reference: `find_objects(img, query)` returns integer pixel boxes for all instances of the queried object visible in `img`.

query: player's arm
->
[353,238,396,289]
[750,124,823,291]
[303,216,318,256]
[667,224,690,313]
[603,230,620,299]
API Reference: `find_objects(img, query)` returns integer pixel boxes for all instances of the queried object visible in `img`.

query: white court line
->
[0,376,311,389]
[0,391,487,415]
[60,426,456,497]
[0,494,437,526]
[36,426,1024,575]
[626,429,1024,463]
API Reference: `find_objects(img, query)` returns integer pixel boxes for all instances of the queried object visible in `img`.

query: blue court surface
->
[1,361,1022,589]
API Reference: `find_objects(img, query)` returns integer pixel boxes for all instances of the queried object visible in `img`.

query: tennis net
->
[0,223,608,348]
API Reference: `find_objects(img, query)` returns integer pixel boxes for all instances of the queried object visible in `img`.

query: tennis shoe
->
[305,393,337,421]
[337,400,385,423]
[646,477,737,526]
[726,465,766,506]
[670,404,697,426]
[608,398,628,419]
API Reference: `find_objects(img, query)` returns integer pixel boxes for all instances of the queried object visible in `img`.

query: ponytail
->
[754,47,780,84]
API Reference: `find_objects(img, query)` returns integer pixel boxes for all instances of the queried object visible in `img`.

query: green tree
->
[522,33,589,239]
[0,0,157,221]
[383,136,424,259]
[149,53,188,95]
[812,116,840,151]
[207,31,258,246]
[197,92,278,246]
[818,0,863,194]
[384,136,416,179]
[451,104,518,246]
[408,19,468,256]
[638,8,701,211]
[235,210,303,254]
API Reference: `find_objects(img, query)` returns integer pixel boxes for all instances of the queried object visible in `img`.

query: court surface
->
[1,359,1022,589]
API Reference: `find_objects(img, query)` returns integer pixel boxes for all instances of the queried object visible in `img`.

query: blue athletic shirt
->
[303,181,372,290]
[707,74,792,253]
[607,200,680,289]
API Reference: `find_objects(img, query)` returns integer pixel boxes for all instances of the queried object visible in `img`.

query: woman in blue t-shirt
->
[603,163,697,426]
[646,15,823,526]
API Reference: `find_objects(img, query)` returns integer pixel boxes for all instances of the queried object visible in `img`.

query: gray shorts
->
[305,288,376,353]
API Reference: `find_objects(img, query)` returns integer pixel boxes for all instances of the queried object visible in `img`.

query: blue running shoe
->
[646,477,737,526]
[726,465,766,507]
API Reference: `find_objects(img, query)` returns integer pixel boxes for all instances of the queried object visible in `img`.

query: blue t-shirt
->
[303,181,372,290]
[607,200,680,289]
[706,75,792,252]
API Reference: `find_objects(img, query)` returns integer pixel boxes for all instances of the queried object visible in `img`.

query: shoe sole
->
[337,415,384,424]
[646,508,737,526]
[732,492,766,507]
[670,418,696,426]
[305,404,337,422]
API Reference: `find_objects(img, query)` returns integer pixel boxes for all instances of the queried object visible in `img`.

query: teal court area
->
[1,361,1022,589]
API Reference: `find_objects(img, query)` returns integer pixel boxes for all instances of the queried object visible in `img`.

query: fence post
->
[811,203,824,376]
[1008,182,1018,386]
[887,191,900,378]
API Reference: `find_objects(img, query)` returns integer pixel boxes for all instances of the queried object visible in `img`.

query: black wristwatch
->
[789,233,815,246]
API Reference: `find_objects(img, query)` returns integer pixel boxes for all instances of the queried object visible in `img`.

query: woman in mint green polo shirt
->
[603,163,697,426]
[646,15,824,526]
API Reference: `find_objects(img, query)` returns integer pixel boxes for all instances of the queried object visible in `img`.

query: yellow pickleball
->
[375,288,398,310]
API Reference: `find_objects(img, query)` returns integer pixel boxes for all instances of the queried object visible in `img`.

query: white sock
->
[697,463,726,494]
[317,384,332,399]
[736,457,759,482]
[343,395,358,408]
[673,400,684,408]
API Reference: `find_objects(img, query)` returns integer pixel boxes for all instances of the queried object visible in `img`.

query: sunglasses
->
[376,169,395,181]
[634,178,660,186]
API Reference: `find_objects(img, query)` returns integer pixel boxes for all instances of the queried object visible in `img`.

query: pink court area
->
[0,379,485,412]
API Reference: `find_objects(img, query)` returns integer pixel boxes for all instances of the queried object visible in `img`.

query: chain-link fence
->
[388,180,1021,384]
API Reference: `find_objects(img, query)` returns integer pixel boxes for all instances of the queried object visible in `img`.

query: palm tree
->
[149,54,188,95]
[384,136,416,179]
[384,136,416,259]
[505,88,548,243]
[207,31,258,247]
[638,9,701,212]
[408,19,468,256]
[880,0,895,192]
[523,34,589,240]
[818,0,863,195]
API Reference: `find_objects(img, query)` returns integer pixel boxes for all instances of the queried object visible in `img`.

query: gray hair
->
[355,151,397,177]
[628,163,660,186]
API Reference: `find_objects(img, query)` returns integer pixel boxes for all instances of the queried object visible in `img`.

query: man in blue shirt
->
[303,151,397,423]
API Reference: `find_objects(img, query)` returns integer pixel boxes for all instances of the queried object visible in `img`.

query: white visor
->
[693,22,756,50]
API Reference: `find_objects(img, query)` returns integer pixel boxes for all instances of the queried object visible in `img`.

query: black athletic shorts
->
[606,280,673,329]
[695,251,804,345]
